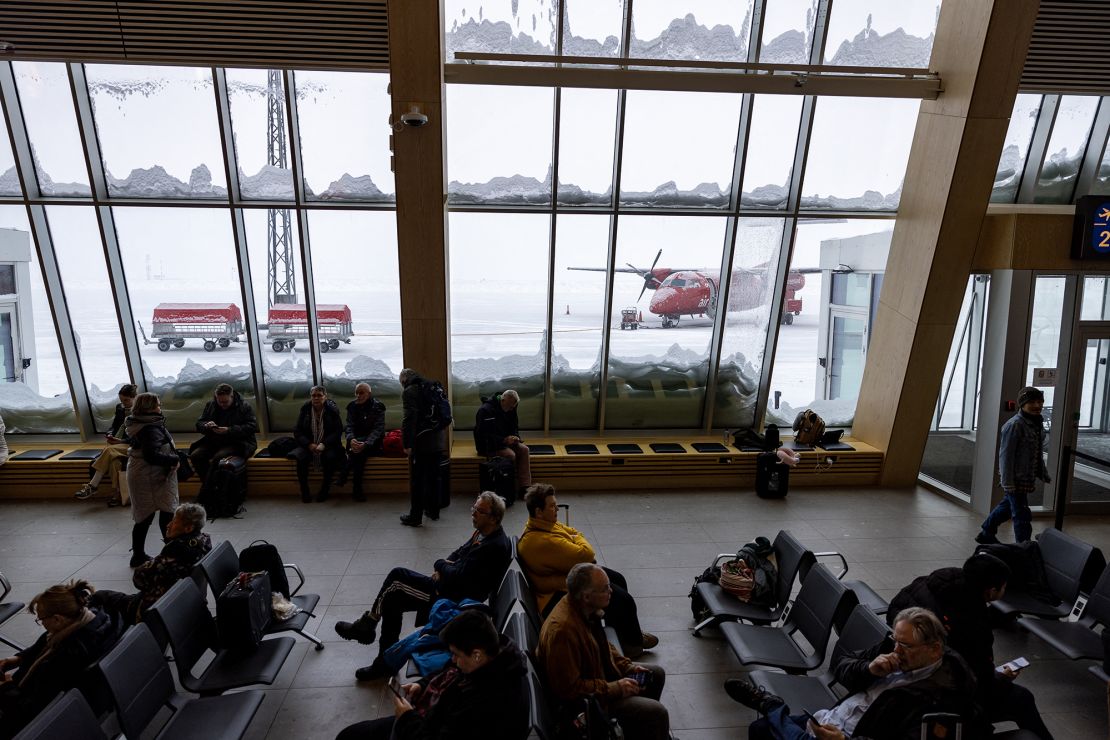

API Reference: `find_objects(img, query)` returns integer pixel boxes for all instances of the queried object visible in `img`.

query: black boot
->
[354,656,393,682]
[335,612,378,644]
[352,486,367,503]
[316,480,331,503]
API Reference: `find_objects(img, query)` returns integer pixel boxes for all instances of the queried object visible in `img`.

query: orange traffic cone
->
[638,311,643,322]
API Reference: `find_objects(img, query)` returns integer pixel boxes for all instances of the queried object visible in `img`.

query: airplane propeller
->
[628,248,664,301]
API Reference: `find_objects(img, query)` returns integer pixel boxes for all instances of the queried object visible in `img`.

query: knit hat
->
[1017,386,1044,409]
[963,553,1010,590]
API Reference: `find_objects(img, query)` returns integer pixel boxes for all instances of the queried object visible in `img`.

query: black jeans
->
[369,567,437,653]
[345,442,382,495]
[408,451,447,522]
[986,676,1054,740]
[189,441,239,483]
[291,445,344,494]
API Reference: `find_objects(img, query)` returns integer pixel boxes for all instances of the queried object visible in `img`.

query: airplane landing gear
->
[781,313,794,325]
[661,315,680,328]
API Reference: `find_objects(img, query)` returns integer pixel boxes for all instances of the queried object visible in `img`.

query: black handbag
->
[216,571,272,650]
[175,450,194,482]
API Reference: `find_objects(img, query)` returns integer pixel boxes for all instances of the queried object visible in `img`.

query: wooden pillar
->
[388,0,450,385]
[853,0,1040,486]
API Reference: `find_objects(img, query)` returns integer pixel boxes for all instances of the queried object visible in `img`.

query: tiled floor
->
[1,486,1107,739]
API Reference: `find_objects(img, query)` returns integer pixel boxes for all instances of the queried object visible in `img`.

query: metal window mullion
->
[597,88,628,432]
[213,69,242,207]
[1017,94,1060,203]
[1074,96,1110,200]
[620,0,635,61]
[67,64,109,201]
[0,63,42,200]
[964,277,988,429]
[283,70,323,383]
[542,87,561,434]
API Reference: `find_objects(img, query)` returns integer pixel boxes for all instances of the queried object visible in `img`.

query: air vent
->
[1021,1,1110,94]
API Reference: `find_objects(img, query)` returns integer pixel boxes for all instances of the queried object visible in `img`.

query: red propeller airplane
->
[570,249,846,328]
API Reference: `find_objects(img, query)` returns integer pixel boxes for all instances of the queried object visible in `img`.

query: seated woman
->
[75,383,137,506]
[91,503,211,625]
[291,385,344,503]
[0,580,124,739]
[336,610,529,740]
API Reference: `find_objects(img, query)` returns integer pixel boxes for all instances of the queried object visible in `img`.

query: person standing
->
[189,382,258,482]
[399,368,449,527]
[75,383,137,504]
[291,385,344,503]
[978,386,1051,544]
[125,393,180,568]
[338,382,386,502]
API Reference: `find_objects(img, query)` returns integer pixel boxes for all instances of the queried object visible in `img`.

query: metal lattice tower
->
[267,69,296,306]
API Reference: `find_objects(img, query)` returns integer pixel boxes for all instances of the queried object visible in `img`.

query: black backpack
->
[418,380,453,433]
[239,539,290,598]
[197,456,247,520]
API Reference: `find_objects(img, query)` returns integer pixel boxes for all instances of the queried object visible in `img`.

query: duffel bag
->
[217,570,272,650]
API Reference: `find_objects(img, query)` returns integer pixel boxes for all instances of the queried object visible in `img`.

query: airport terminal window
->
[85,64,227,199]
[713,218,785,429]
[293,70,394,202]
[823,0,939,68]
[45,206,130,431]
[556,88,618,207]
[619,90,741,208]
[307,210,404,426]
[741,95,804,210]
[561,0,624,57]
[1082,276,1110,320]
[629,0,755,62]
[0,126,20,197]
[605,215,728,428]
[801,97,919,210]
[1034,96,1100,204]
[991,94,1042,203]
[12,62,91,197]
[449,212,549,431]
[446,84,554,205]
[0,205,78,433]
[758,0,817,64]
[225,68,295,201]
[551,214,610,429]
[444,0,557,61]
[112,207,256,431]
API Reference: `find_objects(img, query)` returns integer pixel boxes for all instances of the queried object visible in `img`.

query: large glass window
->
[307,210,404,426]
[620,90,741,208]
[45,206,130,430]
[557,89,618,207]
[759,0,817,64]
[1025,276,1066,506]
[562,0,624,57]
[823,0,939,68]
[741,95,804,209]
[113,207,254,430]
[293,70,394,201]
[225,68,295,200]
[447,85,554,205]
[445,0,557,60]
[801,97,919,210]
[992,94,1043,203]
[605,215,727,428]
[0,126,21,196]
[0,205,77,432]
[1035,96,1100,204]
[449,212,549,430]
[629,1,755,62]
[85,65,227,198]
[12,62,91,197]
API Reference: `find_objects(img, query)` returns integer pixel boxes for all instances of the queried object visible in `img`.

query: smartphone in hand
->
[997,657,1029,673]
[388,676,406,700]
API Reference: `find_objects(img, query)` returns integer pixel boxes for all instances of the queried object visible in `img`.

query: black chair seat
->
[159,690,264,740]
[190,637,296,694]
[12,691,107,740]
[0,600,24,624]
[268,593,321,633]
[991,591,1069,619]
[696,582,777,625]
[720,621,824,673]
[844,580,888,615]
[745,669,839,713]
[1016,617,1103,660]
[1089,665,1109,682]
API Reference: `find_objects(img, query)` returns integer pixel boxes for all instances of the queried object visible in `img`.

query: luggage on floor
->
[239,539,291,598]
[216,570,272,650]
[197,455,247,519]
[755,452,789,499]
[479,456,516,506]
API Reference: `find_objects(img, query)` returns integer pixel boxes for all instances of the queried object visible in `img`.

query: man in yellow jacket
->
[518,483,657,658]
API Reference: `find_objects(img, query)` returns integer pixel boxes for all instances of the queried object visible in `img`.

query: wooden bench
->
[0,436,882,499]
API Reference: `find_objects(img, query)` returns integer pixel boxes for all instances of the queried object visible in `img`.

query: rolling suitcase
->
[216,570,272,650]
[479,456,517,506]
[198,455,247,519]
[754,452,789,499]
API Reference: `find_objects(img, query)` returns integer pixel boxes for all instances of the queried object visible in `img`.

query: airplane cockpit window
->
[666,277,687,288]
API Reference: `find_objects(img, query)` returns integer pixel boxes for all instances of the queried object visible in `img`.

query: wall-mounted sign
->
[1072,196,1110,259]
[1032,367,1056,387]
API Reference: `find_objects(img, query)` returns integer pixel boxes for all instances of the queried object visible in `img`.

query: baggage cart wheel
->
[157,339,171,352]
[173,339,185,348]
[288,339,297,348]
[272,341,286,352]
[319,340,330,353]
[203,340,216,352]
[328,339,340,350]
[218,338,230,348]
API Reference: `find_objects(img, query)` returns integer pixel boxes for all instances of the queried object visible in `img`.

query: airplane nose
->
[652,288,676,312]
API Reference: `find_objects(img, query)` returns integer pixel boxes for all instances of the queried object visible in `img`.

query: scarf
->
[19,608,95,687]
[310,405,325,462]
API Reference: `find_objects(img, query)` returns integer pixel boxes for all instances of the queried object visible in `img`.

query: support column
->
[853,0,1040,486]
[388,0,450,385]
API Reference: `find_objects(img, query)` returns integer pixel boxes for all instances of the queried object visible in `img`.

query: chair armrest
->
[284,563,306,597]
[712,553,736,567]
[813,551,849,580]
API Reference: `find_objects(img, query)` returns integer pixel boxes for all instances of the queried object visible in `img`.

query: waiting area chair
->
[503,609,539,658]
[0,569,26,651]
[492,567,542,634]
[991,527,1105,620]
[97,624,264,740]
[145,578,296,696]
[1017,561,1110,661]
[194,539,323,650]
[720,564,858,674]
[12,690,107,740]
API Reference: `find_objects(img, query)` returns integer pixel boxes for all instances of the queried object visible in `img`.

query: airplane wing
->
[566,267,642,273]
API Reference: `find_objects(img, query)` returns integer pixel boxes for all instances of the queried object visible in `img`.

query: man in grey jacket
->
[977,386,1051,544]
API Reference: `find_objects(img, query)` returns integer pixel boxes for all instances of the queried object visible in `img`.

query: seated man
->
[537,563,671,740]
[726,607,978,740]
[475,389,530,496]
[90,502,212,624]
[334,492,512,681]
[338,382,386,502]
[291,385,345,503]
[888,553,1053,739]
[189,383,259,482]
[75,383,137,504]
[518,483,657,657]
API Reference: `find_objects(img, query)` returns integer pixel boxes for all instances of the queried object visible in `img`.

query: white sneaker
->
[74,483,96,500]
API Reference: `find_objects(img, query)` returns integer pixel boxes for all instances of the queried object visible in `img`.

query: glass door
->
[1061,326,1110,511]
[0,302,21,384]
[825,310,867,400]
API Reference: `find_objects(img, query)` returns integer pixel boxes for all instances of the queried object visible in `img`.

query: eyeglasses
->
[894,638,928,651]
[33,615,50,626]
[471,505,493,516]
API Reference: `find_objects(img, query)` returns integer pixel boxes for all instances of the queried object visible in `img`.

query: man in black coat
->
[727,607,978,740]
[399,368,449,526]
[887,553,1054,739]
[338,382,386,502]
[333,492,513,682]
[291,385,344,503]
[189,383,259,482]
[474,389,530,497]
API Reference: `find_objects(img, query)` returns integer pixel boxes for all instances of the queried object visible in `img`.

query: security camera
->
[399,106,429,128]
